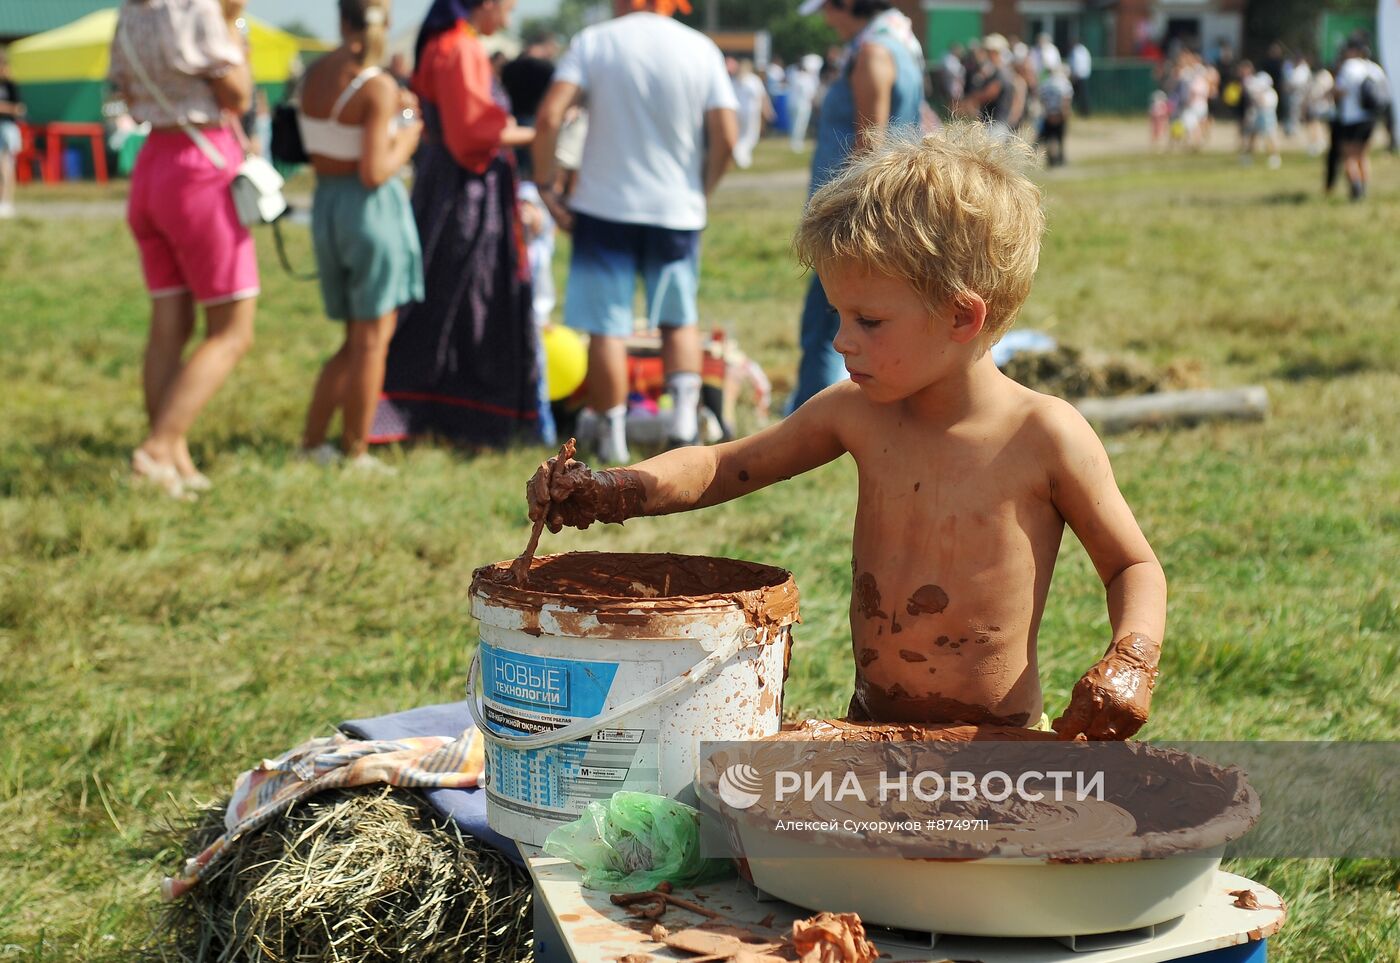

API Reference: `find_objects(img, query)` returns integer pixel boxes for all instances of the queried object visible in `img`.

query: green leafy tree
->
[280,18,321,40]
[530,0,837,61]
[764,12,840,65]
[1243,0,1376,59]
[678,0,838,64]
[1243,0,1319,58]
[524,0,612,42]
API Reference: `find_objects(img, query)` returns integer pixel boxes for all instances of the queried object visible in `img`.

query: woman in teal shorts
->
[297,0,425,468]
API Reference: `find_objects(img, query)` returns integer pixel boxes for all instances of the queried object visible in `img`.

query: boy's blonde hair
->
[793,123,1046,344]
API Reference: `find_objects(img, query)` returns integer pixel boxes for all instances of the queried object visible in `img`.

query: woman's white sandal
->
[181,471,213,492]
[132,449,193,500]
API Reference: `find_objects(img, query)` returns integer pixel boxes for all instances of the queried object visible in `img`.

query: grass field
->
[2,132,1398,960]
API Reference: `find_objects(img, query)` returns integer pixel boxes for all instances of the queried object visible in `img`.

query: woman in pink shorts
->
[108,0,259,498]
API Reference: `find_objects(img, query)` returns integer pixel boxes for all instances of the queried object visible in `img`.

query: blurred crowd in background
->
[2,0,1392,501]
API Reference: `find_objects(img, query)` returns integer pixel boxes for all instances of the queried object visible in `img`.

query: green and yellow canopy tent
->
[7,8,330,125]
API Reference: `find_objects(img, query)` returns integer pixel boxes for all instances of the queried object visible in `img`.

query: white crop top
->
[297,67,385,161]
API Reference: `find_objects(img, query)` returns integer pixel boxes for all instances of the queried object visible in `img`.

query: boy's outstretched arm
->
[1041,402,1168,741]
[527,387,850,532]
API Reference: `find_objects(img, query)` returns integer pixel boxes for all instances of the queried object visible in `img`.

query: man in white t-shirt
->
[531,0,739,461]
[787,53,822,150]
[1069,41,1091,116]
[1331,40,1388,200]
[1031,34,1061,79]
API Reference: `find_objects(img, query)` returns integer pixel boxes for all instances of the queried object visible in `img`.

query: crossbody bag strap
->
[228,108,255,154]
[116,20,228,170]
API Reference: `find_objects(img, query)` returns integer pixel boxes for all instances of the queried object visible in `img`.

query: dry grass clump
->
[152,787,533,963]
[1002,344,1204,399]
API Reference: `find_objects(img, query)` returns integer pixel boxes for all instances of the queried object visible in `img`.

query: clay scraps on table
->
[611,887,723,922]
[664,926,787,963]
[1230,888,1261,910]
[611,884,904,963]
[1227,887,1283,913]
[789,912,880,963]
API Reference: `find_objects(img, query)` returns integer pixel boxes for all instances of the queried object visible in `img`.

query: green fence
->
[1082,57,1158,115]
[19,79,286,125]
[1318,12,1376,63]
[16,79,105,125]
[924,7,984,61]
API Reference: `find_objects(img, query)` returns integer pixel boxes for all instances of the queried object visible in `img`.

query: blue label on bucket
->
[480,643,618,717]
[478,640,662,820]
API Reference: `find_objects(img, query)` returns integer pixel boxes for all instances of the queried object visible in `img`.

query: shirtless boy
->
[528,125,1167,741]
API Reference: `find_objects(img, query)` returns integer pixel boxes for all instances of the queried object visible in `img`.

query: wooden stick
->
[609,889,724,921]
[511,438,576,585]
[661,894,724,920]
[1073,387,1269,435]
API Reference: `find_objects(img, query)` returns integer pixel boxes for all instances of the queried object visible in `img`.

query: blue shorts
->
[0,120,20,156]
[564,211,700,337]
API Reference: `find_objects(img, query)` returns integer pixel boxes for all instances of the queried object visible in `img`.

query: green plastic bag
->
[542,791,733,892]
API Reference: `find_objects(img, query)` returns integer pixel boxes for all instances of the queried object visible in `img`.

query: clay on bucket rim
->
[471,552,801,637]
[698,720,1260,863]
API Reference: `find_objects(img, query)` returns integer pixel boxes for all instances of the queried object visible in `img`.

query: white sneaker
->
[573,408,599,454]
[347,452,397,476]
[592,434,631,466]
[0,202,15,219]
[298,443,342,466]
[1267,154,1282,170]
[699,408,724,444]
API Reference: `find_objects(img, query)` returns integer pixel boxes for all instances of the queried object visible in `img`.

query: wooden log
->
[1073,387,1269,435]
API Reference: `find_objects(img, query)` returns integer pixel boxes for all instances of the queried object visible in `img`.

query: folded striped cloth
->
[162,703,489,900]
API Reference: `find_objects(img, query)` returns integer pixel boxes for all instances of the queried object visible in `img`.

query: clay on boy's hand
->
[1052,632,1160,741]
[525,457,647,533]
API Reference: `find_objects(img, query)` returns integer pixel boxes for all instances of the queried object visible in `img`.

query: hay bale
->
[153,787,533,963]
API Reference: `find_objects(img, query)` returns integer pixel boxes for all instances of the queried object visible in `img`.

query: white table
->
[522,846,1284,963]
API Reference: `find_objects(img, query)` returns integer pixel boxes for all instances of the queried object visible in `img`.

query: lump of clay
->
[790,912,879,963]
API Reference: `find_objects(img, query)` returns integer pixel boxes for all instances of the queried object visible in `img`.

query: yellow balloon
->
[543,325,588,402]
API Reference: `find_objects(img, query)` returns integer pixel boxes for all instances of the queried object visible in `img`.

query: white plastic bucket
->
[468,552,800,846]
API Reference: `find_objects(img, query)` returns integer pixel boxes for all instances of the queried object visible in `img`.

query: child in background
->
[0,50,25,219]
[1304,61,1334,157]
[518,180,559,445]
[1243,71,1282,169]
[527,125,1167,740]
[1178,54,1211,150]
[1037,65,1073,167]
[1148,90,1171,151]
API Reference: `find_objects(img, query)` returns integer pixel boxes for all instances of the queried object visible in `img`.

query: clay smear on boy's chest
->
[852,567,952,639]
[853,571,887,620]
[907,583,949,616]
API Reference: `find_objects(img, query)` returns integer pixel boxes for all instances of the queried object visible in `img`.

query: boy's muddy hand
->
[526,458,647,533]
[526,456,592,531]
[1052,632,1160,741]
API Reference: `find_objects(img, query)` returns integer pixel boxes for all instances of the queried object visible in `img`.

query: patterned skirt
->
[372,121,543,449]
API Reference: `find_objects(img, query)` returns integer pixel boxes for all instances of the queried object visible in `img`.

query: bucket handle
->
[467,627,757,751]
